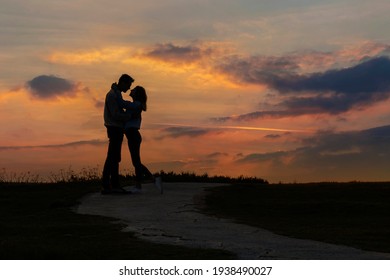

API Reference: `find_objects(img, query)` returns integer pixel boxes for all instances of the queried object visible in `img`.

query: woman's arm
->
[117,97,142,113]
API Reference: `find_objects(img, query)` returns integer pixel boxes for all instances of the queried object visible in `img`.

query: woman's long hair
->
[132,86,147,111]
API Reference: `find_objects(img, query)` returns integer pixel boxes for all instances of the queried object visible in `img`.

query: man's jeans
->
[102,126,124,188]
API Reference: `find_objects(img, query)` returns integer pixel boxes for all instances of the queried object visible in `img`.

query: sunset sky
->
[1,0,390,183]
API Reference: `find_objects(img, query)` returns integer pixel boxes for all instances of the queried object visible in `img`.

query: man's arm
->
[106,93,132,121]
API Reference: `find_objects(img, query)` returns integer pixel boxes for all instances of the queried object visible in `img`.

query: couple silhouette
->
[102,74,162,195]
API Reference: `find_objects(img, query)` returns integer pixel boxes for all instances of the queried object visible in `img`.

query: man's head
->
[117,74,134,92]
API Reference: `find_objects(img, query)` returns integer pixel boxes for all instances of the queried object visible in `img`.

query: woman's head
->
[130,86,147,111]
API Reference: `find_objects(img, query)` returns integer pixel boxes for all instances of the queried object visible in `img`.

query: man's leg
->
[102,126,124,189]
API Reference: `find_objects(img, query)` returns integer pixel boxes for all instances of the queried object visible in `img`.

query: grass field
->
[1,171,389,259]
[0,181,233,260]
[202,182,390,253]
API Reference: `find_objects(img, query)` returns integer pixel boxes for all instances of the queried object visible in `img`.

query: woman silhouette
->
[125,86,162,193]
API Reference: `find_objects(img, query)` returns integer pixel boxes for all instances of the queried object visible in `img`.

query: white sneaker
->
[154,176,163,194]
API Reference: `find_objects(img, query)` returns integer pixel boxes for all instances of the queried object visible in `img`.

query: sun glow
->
[46,47,133,65]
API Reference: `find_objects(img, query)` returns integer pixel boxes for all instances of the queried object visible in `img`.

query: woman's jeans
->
[125,128,153,183]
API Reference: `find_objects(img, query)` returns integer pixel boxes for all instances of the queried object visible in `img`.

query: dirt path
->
[76,182,390,259]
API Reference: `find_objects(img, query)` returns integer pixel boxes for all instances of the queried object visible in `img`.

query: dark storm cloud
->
[238,151,289,163]
[273,57,390,113]
[217,54,299,85]
[206,152,229,158]
[157,126,213,139]
[211,110,299,122]
[146,43,207,63]
[145,42,390,121]
[264,134,282,139]
[214,56,390,121]
[237,125,390,173]
[26,75,77,99]
[93,97,105,109]
[271,56,390,94]
[219,54,390,95]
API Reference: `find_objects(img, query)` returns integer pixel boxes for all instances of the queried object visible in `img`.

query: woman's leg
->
[139,164,154,180]
[125,129,143,187]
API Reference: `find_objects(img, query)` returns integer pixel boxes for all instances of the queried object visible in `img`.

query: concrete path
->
[76,182,390,259]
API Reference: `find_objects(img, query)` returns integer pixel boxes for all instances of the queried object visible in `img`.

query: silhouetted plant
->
[156,170,268,184]
[0,168,41,184]
[0,166,268,185]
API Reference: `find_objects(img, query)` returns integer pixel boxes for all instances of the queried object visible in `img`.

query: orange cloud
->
[46,47,134,65]
[129,42,243,89]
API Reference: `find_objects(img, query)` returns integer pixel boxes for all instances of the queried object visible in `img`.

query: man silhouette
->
[102,74,134,194]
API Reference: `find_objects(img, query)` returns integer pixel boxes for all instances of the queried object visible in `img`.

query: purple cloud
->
[145,43,208,63]
[26,75,77,99]
[214,56,390,121]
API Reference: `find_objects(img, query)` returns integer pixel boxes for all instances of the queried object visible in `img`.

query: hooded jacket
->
[103,83,130,128]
